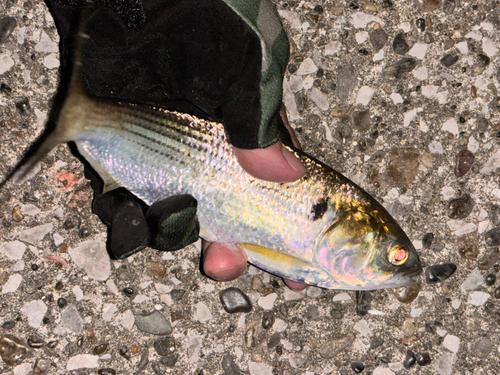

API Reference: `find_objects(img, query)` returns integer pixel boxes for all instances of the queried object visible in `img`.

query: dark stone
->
[352,110,371,132]
[261,311,275,329]
[489,206,500,227]
[151,363,164,375]
[219,287,252,313]
[383,56,418,79]
[98,369,117,375]
[494,287,500,299]
[393,33,410,55]
[153,337,176,356]
[477,53,491,67]
[485,274,496,286]
[350,362,365,373]
[170,289,186,302]
[356,291,372,316]
[416,18,425,32]
[471,338,493,358]
[0,17,16,44]
[416,352,431,366]
[385,148,420,187]
[454,150,475,177]
[443,0,455,13]
[27,336,44,348]
[448,194,475,219]
[370,28,388,51]
[122,287,135,297]
[267,333,281,348]
[93,343,108,355]
[370,337,384,349]
[425,263,457,283]
[440,54,459,67]
[422,233,434,248]
[393,282,421,304]
[57,297,67,309]
[160,353,179,367]
[485,227,500,246]
[1,321,15,330]
[137,350,149,372]
[0,82,12,95]
[135,310,172,335]
[0,334,29,366]
[421,0,441,11]
[15,97,30,115]
[478,248,499,270]
[403,349,417,368]
[336,64,357,102]
[221,353,243,375]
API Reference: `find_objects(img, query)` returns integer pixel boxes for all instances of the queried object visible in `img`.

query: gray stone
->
[440,54,459,67]
[135,310,172,335]
[383,57,417,80]
[318,333,355,359]
[336,64,357,102]
[352,110,371,132]
[0,17,16,44]
[485,227,500,247]
[61,304,83,334]
[154,336,175,356]
[221,353,243,375]
[370,28,388,51]
[393,33,409,55]
[384,148,420,187]
[219,287,252,313]
[471,338,493,358]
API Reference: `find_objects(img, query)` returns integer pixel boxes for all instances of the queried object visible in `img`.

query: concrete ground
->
[1,0,499,374]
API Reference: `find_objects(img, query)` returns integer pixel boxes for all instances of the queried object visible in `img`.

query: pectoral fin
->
[239,243,311,268]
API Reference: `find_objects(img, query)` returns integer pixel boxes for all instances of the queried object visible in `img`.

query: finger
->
[202,240,247,281]
[283,278,308,291]
[233,142,306,183]
[279,104,301,149]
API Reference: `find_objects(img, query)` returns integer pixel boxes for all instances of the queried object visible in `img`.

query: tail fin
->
[0,18,91,187]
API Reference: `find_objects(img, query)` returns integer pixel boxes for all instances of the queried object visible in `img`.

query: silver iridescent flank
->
[7,68,421,290]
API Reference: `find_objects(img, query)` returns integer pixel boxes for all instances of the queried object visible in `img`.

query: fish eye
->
[388,245,408,266]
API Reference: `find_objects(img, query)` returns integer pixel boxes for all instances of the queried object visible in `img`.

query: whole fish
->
[6,63,421,291]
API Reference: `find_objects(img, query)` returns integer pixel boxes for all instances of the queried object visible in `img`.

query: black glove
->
[45,0,292,258]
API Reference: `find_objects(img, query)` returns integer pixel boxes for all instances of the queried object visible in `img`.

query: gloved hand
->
[45,0,306,288]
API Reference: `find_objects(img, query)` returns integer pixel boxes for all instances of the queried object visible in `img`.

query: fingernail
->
[281,145,305,173]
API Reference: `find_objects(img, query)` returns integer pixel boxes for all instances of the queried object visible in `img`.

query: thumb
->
[232,142,305,183]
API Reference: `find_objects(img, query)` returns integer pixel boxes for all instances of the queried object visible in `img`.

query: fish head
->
[315,201,421,290]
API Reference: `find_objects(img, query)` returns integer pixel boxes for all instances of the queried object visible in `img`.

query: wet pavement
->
[1,0,500,374]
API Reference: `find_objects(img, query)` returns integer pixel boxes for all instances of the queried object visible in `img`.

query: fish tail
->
[1,18,93,186]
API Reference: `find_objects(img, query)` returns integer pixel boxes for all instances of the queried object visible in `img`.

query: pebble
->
[421,0,440,11]
[440,54,459,67]
[370,28,388,51]
[443,334,460,353]
[416,352,431,366]
[154,336,176,356]
[0,335,29,366]
[0,240,26,260]
[261,311,275,329]
[151,362,164,375]
[352,110,372,132]
[416,18,425,32]
[448,194,475,219]
[21,300,47,328]
[98,369,117,375]
[485,228,500,246]
[408,43,428,60]
[93,343,108,355]
[137,350,149,372]
[0,52,14,75]
[471,338,493,358]
[460,269,484,291]
[2,320,15,329]
[485,274,496,286]
[336,64,357,102]
[0,16,16,44]
[160,353,179,367]
[478,248,499,269]
[61,304,83,334]
[68,240,111,281]
[17,223,53,244]
[385,148,420,187]
[425,264,457,283]
[196,302,212,323]
[422,233,434,248]
[27,336,44,349]
[454,150,475,177]
[33,358,50,374]
[318,333,355,359]
[135,310,172,335]
[489,206,500,227]
[67,354,99,370]
[351,361,365,373]
[393,33,409,55]
[221,353,243,375]
[2,273,22,294]
[403,349,416,368]
[494,287,500,299]
[148,262,166,279]
[468,291,490,306]
[219,287,252,313]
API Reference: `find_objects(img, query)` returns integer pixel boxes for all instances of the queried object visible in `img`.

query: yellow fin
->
[239,243,311,267]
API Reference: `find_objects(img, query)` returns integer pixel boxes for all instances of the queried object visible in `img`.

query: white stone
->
[390,93,403,104]
[2,273,23,294]
[441,186,455,200]
[310,87,329,110]
[302,76,314,90]
[155,283,171,294]
[296,57,317,75]
[482,37,498,57]
[67,354,99,370]
[412,66,428,80]
[17,223,53,244]
[465,30,482,41]
[306,286,322,298]
[72,285,84,301]
[447,219,465,231]
[350,12,382,29]
[283,288,306,301]
[368,309,384,315]
[35,31,58,53]
[21,204,41,216]
[13,363,32,375]
[258,293,278,310]
[283,79,300,121]
[249,361,273,375]
[187,334,203,363]
[468,291,490,306]
[161,251,175,260]
[117,310,135,330]
[399,194,412,205]
[332,292,351,301]
[419,119,428,132]
[21,300,47,328]
[454,223,477,236]
[460,269,483,292]
[456,41,468,55]
[322,123,333,142]
[442,118,458,135]
[451,299,461,309]
[355,31,369,44]
[403,108,417,127]
[68,240,111,281]
[0,53,15,74]
[443,334,460,353]
[324,40,341,55]
[388,362,404,372]
[196,302,212,323]
[132,295,150,304]
[354,319,372,336]
[106,279,119,295]
[102,303,118,322]
[272,318,288,332]
[356,86,375,105]
[421,85,439,98]
[429,141,444,154]
[17,26,26,44]
[468,137,479,153]
[478,220,490,234]
[373,367,395,375]
[53,233,64,246]
[413,240,423,250]
[0,241,27,260]
[43,53,59,69]
[480,151,500,175]
[410,307,422,317]
[431,352,455,375]
[13,260,24,271]
[373,49,384,61]
[408,43,428,60]
[288,353,308,368]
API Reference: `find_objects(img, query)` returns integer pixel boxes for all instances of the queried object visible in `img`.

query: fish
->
[3,40,421,291]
